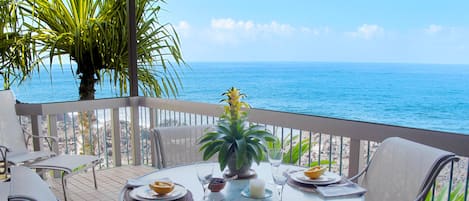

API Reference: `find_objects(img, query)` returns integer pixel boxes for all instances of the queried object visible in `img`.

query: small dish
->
[240,186,273,199]
[223,169,256,179]
[290,171,342,185]
[208,178,226,192]
[129,183,187,201]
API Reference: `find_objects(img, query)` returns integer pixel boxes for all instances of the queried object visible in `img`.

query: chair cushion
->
[29,155,100,173]
[8,151,56,165]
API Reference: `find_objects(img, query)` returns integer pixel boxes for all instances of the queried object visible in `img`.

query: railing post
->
[47,115,61,177]
[47,115,59,154]
[111,108,122,167]
[130,97,141,165]
[349,138,361,177]
[30,115,42,151]
[149,108,158,167]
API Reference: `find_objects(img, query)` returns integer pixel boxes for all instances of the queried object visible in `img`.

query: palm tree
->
[18,0,185,155]
[0,0,35,89]
[21,0,185,100]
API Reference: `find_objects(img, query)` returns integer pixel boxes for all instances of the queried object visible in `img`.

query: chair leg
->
[92,166,97,189]
[62,174,68,201]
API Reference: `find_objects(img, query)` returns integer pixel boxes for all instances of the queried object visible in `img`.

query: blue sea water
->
[3,62,469,134]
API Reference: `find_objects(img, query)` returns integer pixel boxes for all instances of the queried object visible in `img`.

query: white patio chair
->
[350,137,459,201]
[7,166,58,201]
[0,90,56,165]
[151,125,217,168]
[0,90,101,201]
[0,145,56,200]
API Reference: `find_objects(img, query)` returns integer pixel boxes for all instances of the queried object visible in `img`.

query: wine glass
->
[267,146,284,167]
[271,164,289,201]
[196,163,214,200]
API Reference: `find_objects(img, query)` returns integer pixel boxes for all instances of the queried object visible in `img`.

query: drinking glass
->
[267,147,284,167]
[196,163,214,200]
[271,164,289,201]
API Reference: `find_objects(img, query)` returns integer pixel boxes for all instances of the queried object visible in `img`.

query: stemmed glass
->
[267,146,284,167]
[268,147,288,201]
[196,163,214,200]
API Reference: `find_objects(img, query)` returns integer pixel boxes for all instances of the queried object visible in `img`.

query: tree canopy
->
[1,0,185,100]
[0,0,35,89]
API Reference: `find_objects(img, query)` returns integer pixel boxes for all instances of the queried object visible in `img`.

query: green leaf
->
[235,138,247,169]
[203,141,223,160]
[218,144,230,171]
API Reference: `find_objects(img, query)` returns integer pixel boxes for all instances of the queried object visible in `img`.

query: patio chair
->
[350,137,459,201]
[7,166,58,201]
[0,146,56,201]
[151,125,217,168]
[0,90,100,201]
[0,90,56,165]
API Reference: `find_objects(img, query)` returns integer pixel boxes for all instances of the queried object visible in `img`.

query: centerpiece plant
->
[199,87,277,176]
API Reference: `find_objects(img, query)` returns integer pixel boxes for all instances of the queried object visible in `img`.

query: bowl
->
[149,181,175,195]
[208,178,226,192]
[304,166,327,179]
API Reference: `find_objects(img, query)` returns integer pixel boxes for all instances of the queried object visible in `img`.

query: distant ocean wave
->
[3,62,469,135]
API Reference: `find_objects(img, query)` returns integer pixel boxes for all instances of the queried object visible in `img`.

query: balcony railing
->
[15,96,469,200]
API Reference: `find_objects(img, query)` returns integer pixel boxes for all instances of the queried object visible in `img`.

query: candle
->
[249,178,265,198]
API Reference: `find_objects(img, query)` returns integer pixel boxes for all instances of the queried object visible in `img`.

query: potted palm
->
[199,87,277,177]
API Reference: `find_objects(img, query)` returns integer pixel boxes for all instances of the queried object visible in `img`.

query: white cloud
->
[300,27,330,35]
[175,21,191,37]
[176,21,191,30]
[210,18,256,32]
[204,18,332,45]
[207,18,300,45]
[347,24,384,39]
[211,18,236,30]
[425,24,443,34]
[210,18,294,34]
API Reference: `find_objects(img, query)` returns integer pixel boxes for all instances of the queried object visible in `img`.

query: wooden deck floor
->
[46,165,155,201]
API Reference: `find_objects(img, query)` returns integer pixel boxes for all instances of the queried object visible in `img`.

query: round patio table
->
[119,162,365,201]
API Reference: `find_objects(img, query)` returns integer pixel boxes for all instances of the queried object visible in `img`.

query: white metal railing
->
[15,96,469,200]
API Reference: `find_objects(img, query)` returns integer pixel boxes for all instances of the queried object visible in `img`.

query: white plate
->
[290,171,342,185]
[240,187,273,199]
[129,184,187,201]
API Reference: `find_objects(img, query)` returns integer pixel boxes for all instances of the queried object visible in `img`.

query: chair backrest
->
[151,125,216,168]
[0,90,28,155]
[360,137,456,201]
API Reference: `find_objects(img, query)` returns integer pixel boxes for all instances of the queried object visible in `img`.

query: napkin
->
[316,182,366,198]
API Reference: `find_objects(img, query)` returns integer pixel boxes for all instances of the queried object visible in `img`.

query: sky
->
[159,1,469,64]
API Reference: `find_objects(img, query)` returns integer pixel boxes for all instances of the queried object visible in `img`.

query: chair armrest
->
[0,145,9,152]
[349,163,370,182]
[414,156,460,201]
[0,145,8,175]
[24,132,58,151]
[415,156,460,201]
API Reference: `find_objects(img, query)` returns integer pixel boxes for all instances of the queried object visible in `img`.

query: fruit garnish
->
[149,181,175,195]
[304,166,326,179]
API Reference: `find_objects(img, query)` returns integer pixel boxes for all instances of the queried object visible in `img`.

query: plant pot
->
[226,155,253,178]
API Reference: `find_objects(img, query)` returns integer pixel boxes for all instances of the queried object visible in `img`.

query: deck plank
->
[46,165,155,201]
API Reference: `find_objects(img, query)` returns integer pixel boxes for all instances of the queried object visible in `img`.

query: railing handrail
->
[15,97,131,115]
[15,96,469,157]
[141,97,469,157]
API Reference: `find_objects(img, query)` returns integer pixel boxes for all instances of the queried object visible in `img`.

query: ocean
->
[3,62,469,134]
